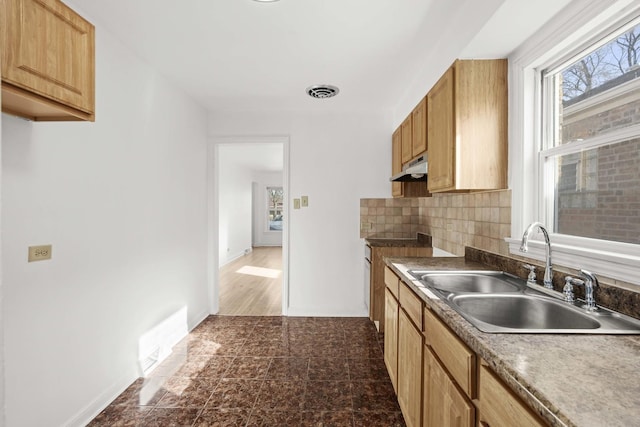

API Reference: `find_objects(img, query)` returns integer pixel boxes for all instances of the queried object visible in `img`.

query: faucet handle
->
[579,270,599,311]
[563,276,583,303]
[579,269,599,288]
[522,264,536,284]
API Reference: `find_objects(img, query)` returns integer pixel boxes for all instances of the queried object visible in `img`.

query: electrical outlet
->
[301,196,309,207]
[28,244,52,262]
[293,198,301,209]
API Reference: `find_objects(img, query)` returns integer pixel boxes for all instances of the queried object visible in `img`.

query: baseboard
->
[189,308,211,330]
[286,306,369,317]
[219,249,251,267]
[65,309,210,426]
[65,368,139,427]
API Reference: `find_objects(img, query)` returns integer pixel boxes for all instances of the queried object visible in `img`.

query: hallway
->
[219,247,282,316]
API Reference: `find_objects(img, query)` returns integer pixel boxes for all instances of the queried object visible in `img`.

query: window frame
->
[266,186,283,233]
[507,0,640,286]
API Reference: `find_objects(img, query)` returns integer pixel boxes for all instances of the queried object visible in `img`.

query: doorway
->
[209,136,289,316]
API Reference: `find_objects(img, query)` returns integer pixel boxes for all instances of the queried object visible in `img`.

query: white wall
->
[253,171,283,247]
[218,146,253,266]
[0,85,4,427]
[210,110,392,316]
[1,21,209,427]
[393,0,506,126]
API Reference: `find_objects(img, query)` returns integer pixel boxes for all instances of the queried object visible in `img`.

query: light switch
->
[301,196,309,207]
[293,198,301,209]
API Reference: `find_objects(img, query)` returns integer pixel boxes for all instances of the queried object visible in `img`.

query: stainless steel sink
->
[408,270,640,334]
[416,271,525,294]
[448,294,600,332]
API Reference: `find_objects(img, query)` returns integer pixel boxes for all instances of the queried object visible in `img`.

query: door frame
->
[207,135,290,315]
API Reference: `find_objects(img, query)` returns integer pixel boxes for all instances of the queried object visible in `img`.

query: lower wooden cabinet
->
[382,267,548,427]
[397,308,423,427]
[384,288,399,392]
[371,249,432,333]
[478,364,545,427]
[424,347,474,427]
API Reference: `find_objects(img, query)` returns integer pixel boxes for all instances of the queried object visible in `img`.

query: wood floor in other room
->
[219,247,282,316]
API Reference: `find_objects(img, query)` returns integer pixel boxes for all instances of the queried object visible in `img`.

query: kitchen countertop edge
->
[385,256,576,427]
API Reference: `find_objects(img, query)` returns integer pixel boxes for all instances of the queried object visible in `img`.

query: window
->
[541,18,640,245]
[508,1,640,285]
[267,187,283,231]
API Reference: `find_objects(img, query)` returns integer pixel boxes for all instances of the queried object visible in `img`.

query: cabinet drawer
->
[384,266,400,299]
[424,307,475,397]
[399,282,423,330]
[479,364,545,427]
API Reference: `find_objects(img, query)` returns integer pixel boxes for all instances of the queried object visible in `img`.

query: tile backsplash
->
[360,189,511,256]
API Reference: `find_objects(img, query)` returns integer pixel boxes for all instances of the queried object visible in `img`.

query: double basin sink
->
[407,270,640,334]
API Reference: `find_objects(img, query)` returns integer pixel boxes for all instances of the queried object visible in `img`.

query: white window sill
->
[506,237,640,287]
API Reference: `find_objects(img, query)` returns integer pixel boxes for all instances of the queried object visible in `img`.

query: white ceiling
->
[72,0,572,115]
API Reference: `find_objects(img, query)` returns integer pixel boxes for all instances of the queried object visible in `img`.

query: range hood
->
[390,154,428,182]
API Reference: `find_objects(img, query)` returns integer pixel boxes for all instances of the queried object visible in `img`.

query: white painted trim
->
[218,249,252,268]
[207,141,219,314]
[208,135,290,316]
[65,369,139,427]
[542,123,640,157]
[508,0,640,288]
[286,307,368,317]
[281,136,290,316]
[506,237,640,286]
[66,308,210,427]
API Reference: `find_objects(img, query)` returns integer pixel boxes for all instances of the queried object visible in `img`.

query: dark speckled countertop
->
[385,256,640,427]
[365,232,432,248]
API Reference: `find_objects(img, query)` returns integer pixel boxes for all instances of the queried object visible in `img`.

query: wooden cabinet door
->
[412,97,427,157]
[401,115,413,163]
[478,365,545,427]
[392,127,404,197]
[2,0,95,117]
[424,348,474,427]
[384,288,399,392]
[427,67,455,192]
[398,309,423,427]
[455,60,507,191]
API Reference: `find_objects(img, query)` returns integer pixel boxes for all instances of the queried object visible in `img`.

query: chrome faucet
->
[520,222,553,289]
[576,269,599,312]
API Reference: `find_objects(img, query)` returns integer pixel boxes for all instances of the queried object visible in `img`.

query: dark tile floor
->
[89,316,406,426]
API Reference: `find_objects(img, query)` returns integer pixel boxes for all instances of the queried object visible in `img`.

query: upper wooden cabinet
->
[1,0,95,121]
[411,96,427,156]
[400,115,413,163]
[427,59,507,193]
[392,127,404,198]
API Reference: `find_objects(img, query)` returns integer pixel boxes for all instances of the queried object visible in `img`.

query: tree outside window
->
[267,187,283,231]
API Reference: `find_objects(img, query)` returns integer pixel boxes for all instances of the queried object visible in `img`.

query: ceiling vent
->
[306,85,340,99]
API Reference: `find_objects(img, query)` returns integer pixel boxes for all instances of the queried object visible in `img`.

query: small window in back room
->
[541,17,640,245]
[267,187,283,231]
